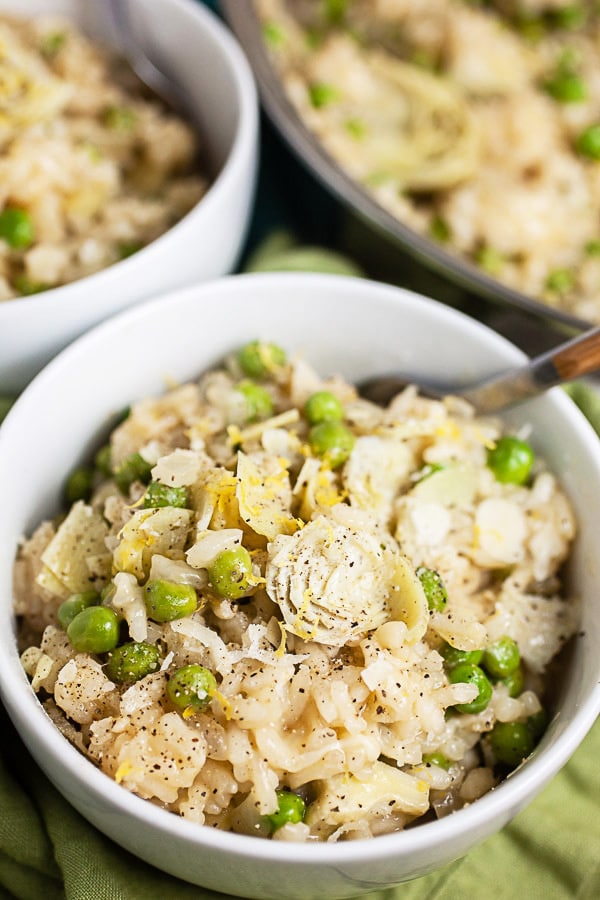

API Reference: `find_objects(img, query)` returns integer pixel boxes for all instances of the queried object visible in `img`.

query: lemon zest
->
[290,589,319,641]
[275,620,288,658]
[435,420,462,441]
[115,759,141,784]
[227,424,244,448]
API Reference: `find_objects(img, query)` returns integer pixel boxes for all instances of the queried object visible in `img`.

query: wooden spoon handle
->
[548,327,600,381]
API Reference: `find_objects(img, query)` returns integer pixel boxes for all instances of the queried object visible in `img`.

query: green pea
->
[66,606,120,654]
[544,71,586,102]
[95,444,113,478]
[308,82,339,108]
[489,720,534,767]
[304,390,344,425]
[57,590,101,630]
[483,636,521,679]
[344,118,366,140]
[411,49,437,71]
[309,420,355,468]
[12,275,47,295]
[236,380,274,422]
[0,207,34,249]
[585,239,600,256]
[262,21,286,48]
[305,28,324,50]
[142,481,189,509]
[448,663,493,714]
[65,465,94,504]
[237,341,286,378]
[0,395,14,423]
[144,580,197,622]
[422,752,450,770]
[324,0,348,24]
[207,547,254,600]
[439,642,483,669]
[167,664,217,711]
[105,641,161,684]
[500,665,525,698]
[103,105,137,130]
[100,582,116,605]
[475,245,504,276]
[550,5,587,30]
[527,707,548,740]
[416,566,448,612]
[576,123,600,159]
[40,30,67,57]
[117,241,142,260]
[513,12,546,43]
[114,452,153,494]
[429,216,451,243]
[486,436,534,485]
[265,790,306,832]
[546,268,575,293]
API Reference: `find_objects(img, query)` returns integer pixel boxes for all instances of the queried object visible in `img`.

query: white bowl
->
[0,0,259,393]
[0,273,598,899]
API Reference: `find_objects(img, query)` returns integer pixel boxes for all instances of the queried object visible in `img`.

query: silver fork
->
[358,326,600,413]
[107,0,188,114]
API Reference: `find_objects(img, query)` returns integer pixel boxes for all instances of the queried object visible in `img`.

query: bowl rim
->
[0,0,259,321]
[220,1,591,334]
[1,271,599,867]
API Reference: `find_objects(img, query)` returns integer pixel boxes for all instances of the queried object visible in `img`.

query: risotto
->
[257,0,600,323]
[15,341,577,841]
[0,13,206,300]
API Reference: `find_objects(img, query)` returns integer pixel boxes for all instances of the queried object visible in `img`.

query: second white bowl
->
[0,0,259,392]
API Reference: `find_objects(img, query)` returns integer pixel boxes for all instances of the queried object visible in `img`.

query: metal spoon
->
[358,326,600,413]
[107,0,188,115]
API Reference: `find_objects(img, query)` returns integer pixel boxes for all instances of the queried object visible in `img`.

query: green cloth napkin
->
[1,235,599,899]
[1,704,598,900]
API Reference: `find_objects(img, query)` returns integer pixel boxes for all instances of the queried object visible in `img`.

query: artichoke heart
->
[265,508,428,645]
[113,507,193,580]
[306,761,430,838]
[236,451,298,540]
[365,49,481,191]
[289,33,480,193]
[38,501,109,598]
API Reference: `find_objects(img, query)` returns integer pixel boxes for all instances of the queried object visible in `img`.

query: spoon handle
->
[550,326,600,379]
[460,326,600,413]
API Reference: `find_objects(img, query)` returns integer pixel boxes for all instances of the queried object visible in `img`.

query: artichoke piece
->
[266,515,389,644]
[113,507,193,580]
[343,435,414,524]
[266,509,428,645]
[186,528,244,570]
[411,462,478,506]
[387,554,429,645]
[38,501,109,598]
[306,761,430,838]
[288,33,480,192]
[236,451,297,540]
